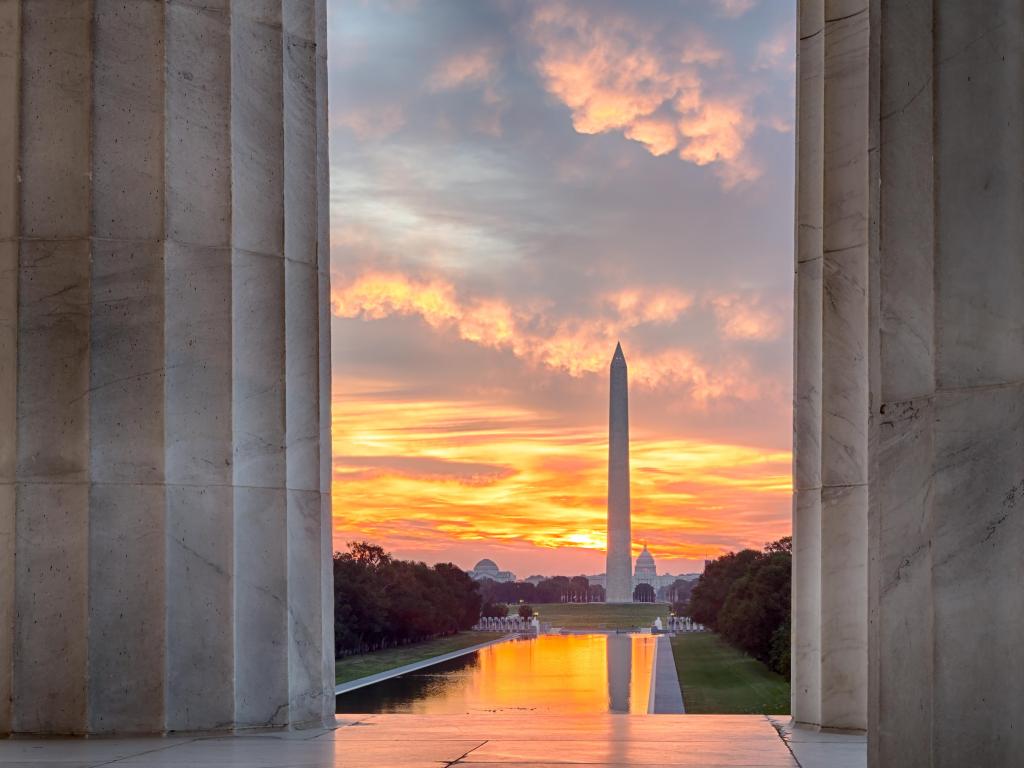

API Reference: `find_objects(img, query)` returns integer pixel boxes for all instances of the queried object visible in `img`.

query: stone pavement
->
[0,714,866,767]
[649,636,686,713]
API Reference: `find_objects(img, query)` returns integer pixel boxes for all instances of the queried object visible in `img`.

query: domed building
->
[634,544,658,585]
[469,558,516,583]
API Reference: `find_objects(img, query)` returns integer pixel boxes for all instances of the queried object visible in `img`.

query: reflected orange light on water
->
[336,634,659,715]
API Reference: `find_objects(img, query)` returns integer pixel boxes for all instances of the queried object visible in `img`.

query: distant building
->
[634,544,657,583]
[586,545,698,597]
[469,558,516,583]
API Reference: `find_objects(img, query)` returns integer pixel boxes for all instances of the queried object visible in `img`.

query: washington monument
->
[605,342,632,603]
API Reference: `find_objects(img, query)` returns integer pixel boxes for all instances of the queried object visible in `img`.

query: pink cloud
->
[332,270,766,402]
[336,103,406,140]
[755,27,795,72]
[709,292,785,341]
[429,47,500,92]
[715,0,758,18]
[677,99,758,187]
[524,1,762,186]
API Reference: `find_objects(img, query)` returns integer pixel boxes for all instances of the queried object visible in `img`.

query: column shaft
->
[0,0,19,736]
[798,0,1024,761]
[164,0,236,730]
[15,0,92,734]
[231,0,288,729]
[315,0,336,723]
[88,0,167,733]
[793,0,870,732]
[283,2,327,724]
[791,0,823,727]
[871,0,935,763]
[1,0,333,735]
[928,2,1024,763]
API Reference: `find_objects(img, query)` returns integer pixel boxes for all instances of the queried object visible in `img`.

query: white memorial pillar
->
[0,0,334,735]
[792,0,870,732]
[796,1,1024,763]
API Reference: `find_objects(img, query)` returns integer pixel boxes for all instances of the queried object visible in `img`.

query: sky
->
[326,0,796,577]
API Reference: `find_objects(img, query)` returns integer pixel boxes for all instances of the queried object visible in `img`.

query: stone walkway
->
[0,714,866,767]
[649,635,686,713]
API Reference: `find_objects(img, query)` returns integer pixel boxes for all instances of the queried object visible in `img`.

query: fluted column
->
[870,2,1024,766]
[791,0,823,727]
[792,0,870,732]
[0,0,333,735]
[797,0,1024,761]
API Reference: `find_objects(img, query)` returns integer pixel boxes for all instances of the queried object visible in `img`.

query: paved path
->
[0,714,865,766]
[769,717,867,768]
[335,634,514,695]
[649,634,686,713]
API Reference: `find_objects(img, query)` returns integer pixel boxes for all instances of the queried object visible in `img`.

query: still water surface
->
[336,633,656,715]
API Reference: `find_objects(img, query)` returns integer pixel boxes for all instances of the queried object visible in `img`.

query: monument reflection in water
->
[336,634,656,715]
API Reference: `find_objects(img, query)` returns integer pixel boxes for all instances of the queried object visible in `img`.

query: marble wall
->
[796,0,1024,764]
[0,0,334,735]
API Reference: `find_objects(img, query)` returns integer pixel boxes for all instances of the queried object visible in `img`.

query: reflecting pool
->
[335,633,656,715]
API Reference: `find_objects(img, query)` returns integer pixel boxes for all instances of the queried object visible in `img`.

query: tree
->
[481,601,509,618]
[689,549,761,627]
[569,576,591,602]
[534,576,571,603]
[686,539,792,675]
[716,550,791,665]
[633,583,656,603]
[333,542,484,657]
[518,604,534,619]
[765,536,792,554]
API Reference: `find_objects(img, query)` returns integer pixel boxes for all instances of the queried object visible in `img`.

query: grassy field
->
[671,632,790,714]
[530,602,669,629]
[335,631,498,684]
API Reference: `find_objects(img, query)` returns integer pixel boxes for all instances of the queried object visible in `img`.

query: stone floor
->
[0,714,866,767]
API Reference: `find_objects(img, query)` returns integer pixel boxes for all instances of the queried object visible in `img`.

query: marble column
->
[792,0,870,732]
[870,1,1024,766]
[0,0,334,735]
[796,0,1024,763]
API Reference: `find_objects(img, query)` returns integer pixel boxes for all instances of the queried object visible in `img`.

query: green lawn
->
[530,602,669,630]
[335,631,497,684]
[671,633,790,714]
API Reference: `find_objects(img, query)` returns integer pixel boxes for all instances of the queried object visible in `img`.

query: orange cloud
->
[332,271,768,402]
[678,100,759,186]
[623,115,679,157]
[709,293,784,341]
[332,378,791,567]
[605,288,693,325]
[525,1,761,186]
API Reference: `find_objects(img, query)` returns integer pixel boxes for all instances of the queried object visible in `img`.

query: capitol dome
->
[634,544,657,580]
[469,558,516,583]
[473,559,499,575]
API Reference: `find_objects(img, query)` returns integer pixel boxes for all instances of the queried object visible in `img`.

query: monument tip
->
[612,341,625,362]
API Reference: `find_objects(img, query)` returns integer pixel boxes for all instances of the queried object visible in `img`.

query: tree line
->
[477,575,605,606]
[687,537,792,676]
[333,542,482,657]
[479,573,697,611]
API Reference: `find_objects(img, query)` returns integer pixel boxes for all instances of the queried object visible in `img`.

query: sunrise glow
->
[328,0,795,576]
